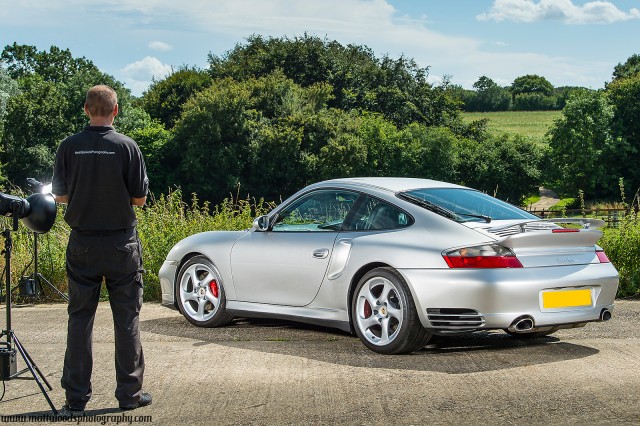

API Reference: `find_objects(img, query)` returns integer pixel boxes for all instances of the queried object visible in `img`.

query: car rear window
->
[400,188,537,222]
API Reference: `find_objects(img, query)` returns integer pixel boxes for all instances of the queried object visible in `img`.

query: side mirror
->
[253,215,271,231]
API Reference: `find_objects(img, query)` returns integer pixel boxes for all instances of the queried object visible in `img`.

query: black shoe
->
[57,404,85,417]
[120,391,152,410]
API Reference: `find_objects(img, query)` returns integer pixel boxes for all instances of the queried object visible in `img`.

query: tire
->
[351,267,431,354]
[175,255,233,327]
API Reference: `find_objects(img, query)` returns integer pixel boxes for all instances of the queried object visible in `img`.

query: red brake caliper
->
[208,280,219,298]
[363,300,372,318]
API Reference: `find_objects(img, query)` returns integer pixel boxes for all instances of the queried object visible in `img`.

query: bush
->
[600,216,640,298]
[512,93,557,111]
[136,190,271,300]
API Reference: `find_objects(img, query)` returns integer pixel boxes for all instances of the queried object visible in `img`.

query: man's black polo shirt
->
[52,125,149,231]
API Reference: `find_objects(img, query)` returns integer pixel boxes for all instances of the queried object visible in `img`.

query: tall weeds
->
[1,190,270,302]
[600,188,640,298]
[2,189,637,301]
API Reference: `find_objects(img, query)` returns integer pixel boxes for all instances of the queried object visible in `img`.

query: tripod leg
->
[12,333,53,390]
[36,273,69,302]
[10,332,58,414]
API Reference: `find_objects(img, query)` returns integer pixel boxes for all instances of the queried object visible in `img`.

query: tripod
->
[1,217,58,414]
[12,232,68,302]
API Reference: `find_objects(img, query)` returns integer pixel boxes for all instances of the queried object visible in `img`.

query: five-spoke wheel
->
[175,255,233,327]
[352,267,431,354]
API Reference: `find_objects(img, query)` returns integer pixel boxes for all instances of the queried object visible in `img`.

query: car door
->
[230,189,359,306]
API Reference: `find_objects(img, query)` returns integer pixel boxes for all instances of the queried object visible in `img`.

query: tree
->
[456,133,543,203]
[548,90,626,197]
[165,71,346,202]
[0,67,19,127]
[128,121,171,194]
[607,74,640,192]
[553,86,587,110]
[2,43,100,83]
[509,74,555,110]
[612,54,640,82]
[139,67,212,129]
[0,67,20,184]
[466,76,511,111]
[401,125,458,182]
[1,74,74,184]
[0,44,132,187]
[511,74,554,97]
[208,34,460,129]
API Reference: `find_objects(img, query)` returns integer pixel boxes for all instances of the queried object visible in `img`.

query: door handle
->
[312,248,329,259]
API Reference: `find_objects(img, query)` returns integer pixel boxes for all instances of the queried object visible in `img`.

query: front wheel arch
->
[172,252,202,309]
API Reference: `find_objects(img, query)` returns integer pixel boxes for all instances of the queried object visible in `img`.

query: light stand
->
[24,231,68,302]
[20,178,68,302]
[1,215,58,414]
[9,232,69,301]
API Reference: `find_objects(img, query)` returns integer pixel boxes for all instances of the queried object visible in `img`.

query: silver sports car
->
[159,178,619,354]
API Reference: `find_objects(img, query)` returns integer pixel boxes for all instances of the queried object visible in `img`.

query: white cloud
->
[477,0,640,24]
[0,0,622,93]
[119,56,172,95]
[149,40,172,51]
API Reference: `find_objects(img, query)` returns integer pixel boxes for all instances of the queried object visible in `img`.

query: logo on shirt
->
[74,150,116,155]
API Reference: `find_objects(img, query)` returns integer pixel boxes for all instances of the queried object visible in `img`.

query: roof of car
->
[320,177,467,192]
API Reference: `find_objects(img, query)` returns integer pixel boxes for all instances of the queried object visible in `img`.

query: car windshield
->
[398,188,538,222]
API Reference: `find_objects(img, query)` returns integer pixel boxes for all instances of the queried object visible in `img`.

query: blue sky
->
[1,0,638,96]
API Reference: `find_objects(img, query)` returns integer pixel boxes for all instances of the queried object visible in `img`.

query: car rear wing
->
[542,218,606,229]
[498,228,603,250]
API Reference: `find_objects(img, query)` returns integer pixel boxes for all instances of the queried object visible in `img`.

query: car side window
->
[347,196,412,231]
[272,190,359,232]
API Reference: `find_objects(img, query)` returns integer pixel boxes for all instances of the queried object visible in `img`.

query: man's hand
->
[131,197,146,206]
[54,194,69,204]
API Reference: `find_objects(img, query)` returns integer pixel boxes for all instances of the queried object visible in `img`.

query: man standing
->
[52,85,151,413]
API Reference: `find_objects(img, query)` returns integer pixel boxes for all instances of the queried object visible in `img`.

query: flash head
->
[0,192,56,233]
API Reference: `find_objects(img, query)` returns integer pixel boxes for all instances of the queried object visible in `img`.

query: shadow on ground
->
[141,316,599,374]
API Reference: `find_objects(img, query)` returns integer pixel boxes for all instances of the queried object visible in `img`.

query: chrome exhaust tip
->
[508,315,535,333]
[599,309,612,322]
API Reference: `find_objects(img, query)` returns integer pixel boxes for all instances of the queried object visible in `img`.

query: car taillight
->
[443,244,523,268]
[596,249,611,263]
[552,228,580,233]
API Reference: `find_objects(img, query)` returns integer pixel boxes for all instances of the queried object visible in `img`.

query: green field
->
[462,110,562,144]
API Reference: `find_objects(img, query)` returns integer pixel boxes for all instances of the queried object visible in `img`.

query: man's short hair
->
[85,85,118,117]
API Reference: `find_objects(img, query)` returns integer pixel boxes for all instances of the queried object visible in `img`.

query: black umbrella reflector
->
[21,193,57,234]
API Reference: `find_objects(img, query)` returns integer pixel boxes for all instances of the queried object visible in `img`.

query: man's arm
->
[131,196,146,206]
[55,194,69,204]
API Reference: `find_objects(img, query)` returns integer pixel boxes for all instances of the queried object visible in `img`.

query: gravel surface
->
[0,300,639,425]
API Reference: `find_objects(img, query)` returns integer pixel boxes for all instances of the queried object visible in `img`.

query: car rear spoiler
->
[499,228,602,250]
[542,218,606,230]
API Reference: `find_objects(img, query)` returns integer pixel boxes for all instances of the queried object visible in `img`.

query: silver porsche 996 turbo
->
[159,178,619,354]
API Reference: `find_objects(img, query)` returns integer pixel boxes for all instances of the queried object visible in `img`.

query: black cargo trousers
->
[61,227,145,409]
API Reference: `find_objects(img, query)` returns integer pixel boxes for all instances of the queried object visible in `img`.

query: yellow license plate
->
[542,289,592,309]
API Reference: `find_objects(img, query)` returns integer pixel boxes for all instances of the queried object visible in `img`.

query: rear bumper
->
[399,263,619,331]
